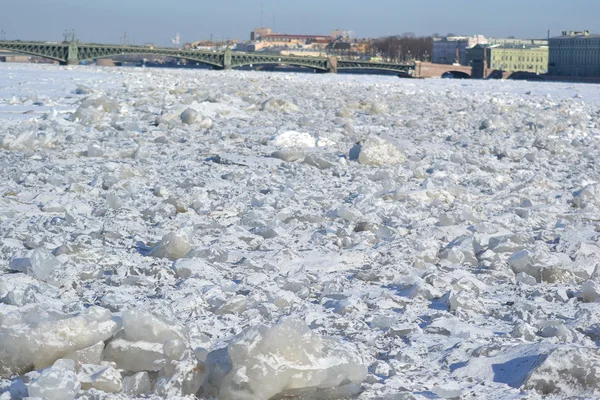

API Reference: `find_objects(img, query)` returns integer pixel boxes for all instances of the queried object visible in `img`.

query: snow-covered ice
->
[2,62,600,399]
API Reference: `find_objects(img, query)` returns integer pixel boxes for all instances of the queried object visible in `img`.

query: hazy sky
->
[3,0,599,46]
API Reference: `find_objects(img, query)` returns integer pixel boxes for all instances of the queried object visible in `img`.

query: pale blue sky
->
[2,0,599,46]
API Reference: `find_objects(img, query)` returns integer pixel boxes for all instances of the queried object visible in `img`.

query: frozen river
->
[1,63,600,399]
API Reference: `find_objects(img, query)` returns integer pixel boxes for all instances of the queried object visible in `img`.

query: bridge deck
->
[0,40,420,75]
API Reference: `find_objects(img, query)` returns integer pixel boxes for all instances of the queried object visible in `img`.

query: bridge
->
[0,40,418,75]
[413,61,474,79]
[0,40,478,78]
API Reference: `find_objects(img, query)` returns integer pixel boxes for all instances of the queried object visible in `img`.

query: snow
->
[2,62,600,399]
[452,343,555,388]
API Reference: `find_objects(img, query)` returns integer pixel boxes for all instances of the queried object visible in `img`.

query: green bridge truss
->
[337,60,413,74]
[0,40,414,74]
[230,52,330,71]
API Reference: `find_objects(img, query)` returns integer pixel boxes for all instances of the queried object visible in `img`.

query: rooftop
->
[552,34,600,39]
[433,35,487,42]
[552,30,600,39]
[263,34,333,39]
[493,44,548,50]
[488,38,548,43]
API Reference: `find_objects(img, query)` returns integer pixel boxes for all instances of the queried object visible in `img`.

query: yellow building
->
[489,44,548,73]
[353,42,370,54]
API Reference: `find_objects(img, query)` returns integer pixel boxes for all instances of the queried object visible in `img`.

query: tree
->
[370,35,433,62]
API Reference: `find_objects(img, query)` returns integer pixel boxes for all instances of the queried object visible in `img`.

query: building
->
[488,38,548,46]
[432,35,487,65]
[248,27,334,50]
[0,51,30,63]
[548,30,600,77]
[250,27,272,41]
[465,42,549,78]
[331,29,350,40]
[353,41,370,54]
[488,44,549,74]
[465,44,491,78]
[331,42,351,51]
[260,34,333,49]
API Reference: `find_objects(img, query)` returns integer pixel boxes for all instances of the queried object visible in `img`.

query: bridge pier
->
[223,46,232,71]
[328,57,338,74]
[66,40,79,66]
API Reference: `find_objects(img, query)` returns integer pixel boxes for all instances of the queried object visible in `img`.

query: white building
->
[432,35,487,65]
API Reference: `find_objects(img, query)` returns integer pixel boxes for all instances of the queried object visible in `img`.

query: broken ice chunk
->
[270,131,319,148]
[163,340,187,361]
[172,259,220,279]
[78,364,122,393]
[353,136,405,166]
[122,372,152,396]
[0,306,118,377]
[27,361,81,400]
[122,309,187,343]
[180,108,199,125]
[582,280,600,303]
[524,347,600,395]
[9,249,61,281]
[63,341,105,369]
[213,317,367,399]
[149,231,192,261]
[103,339,164,372]
[86,144,104,157]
